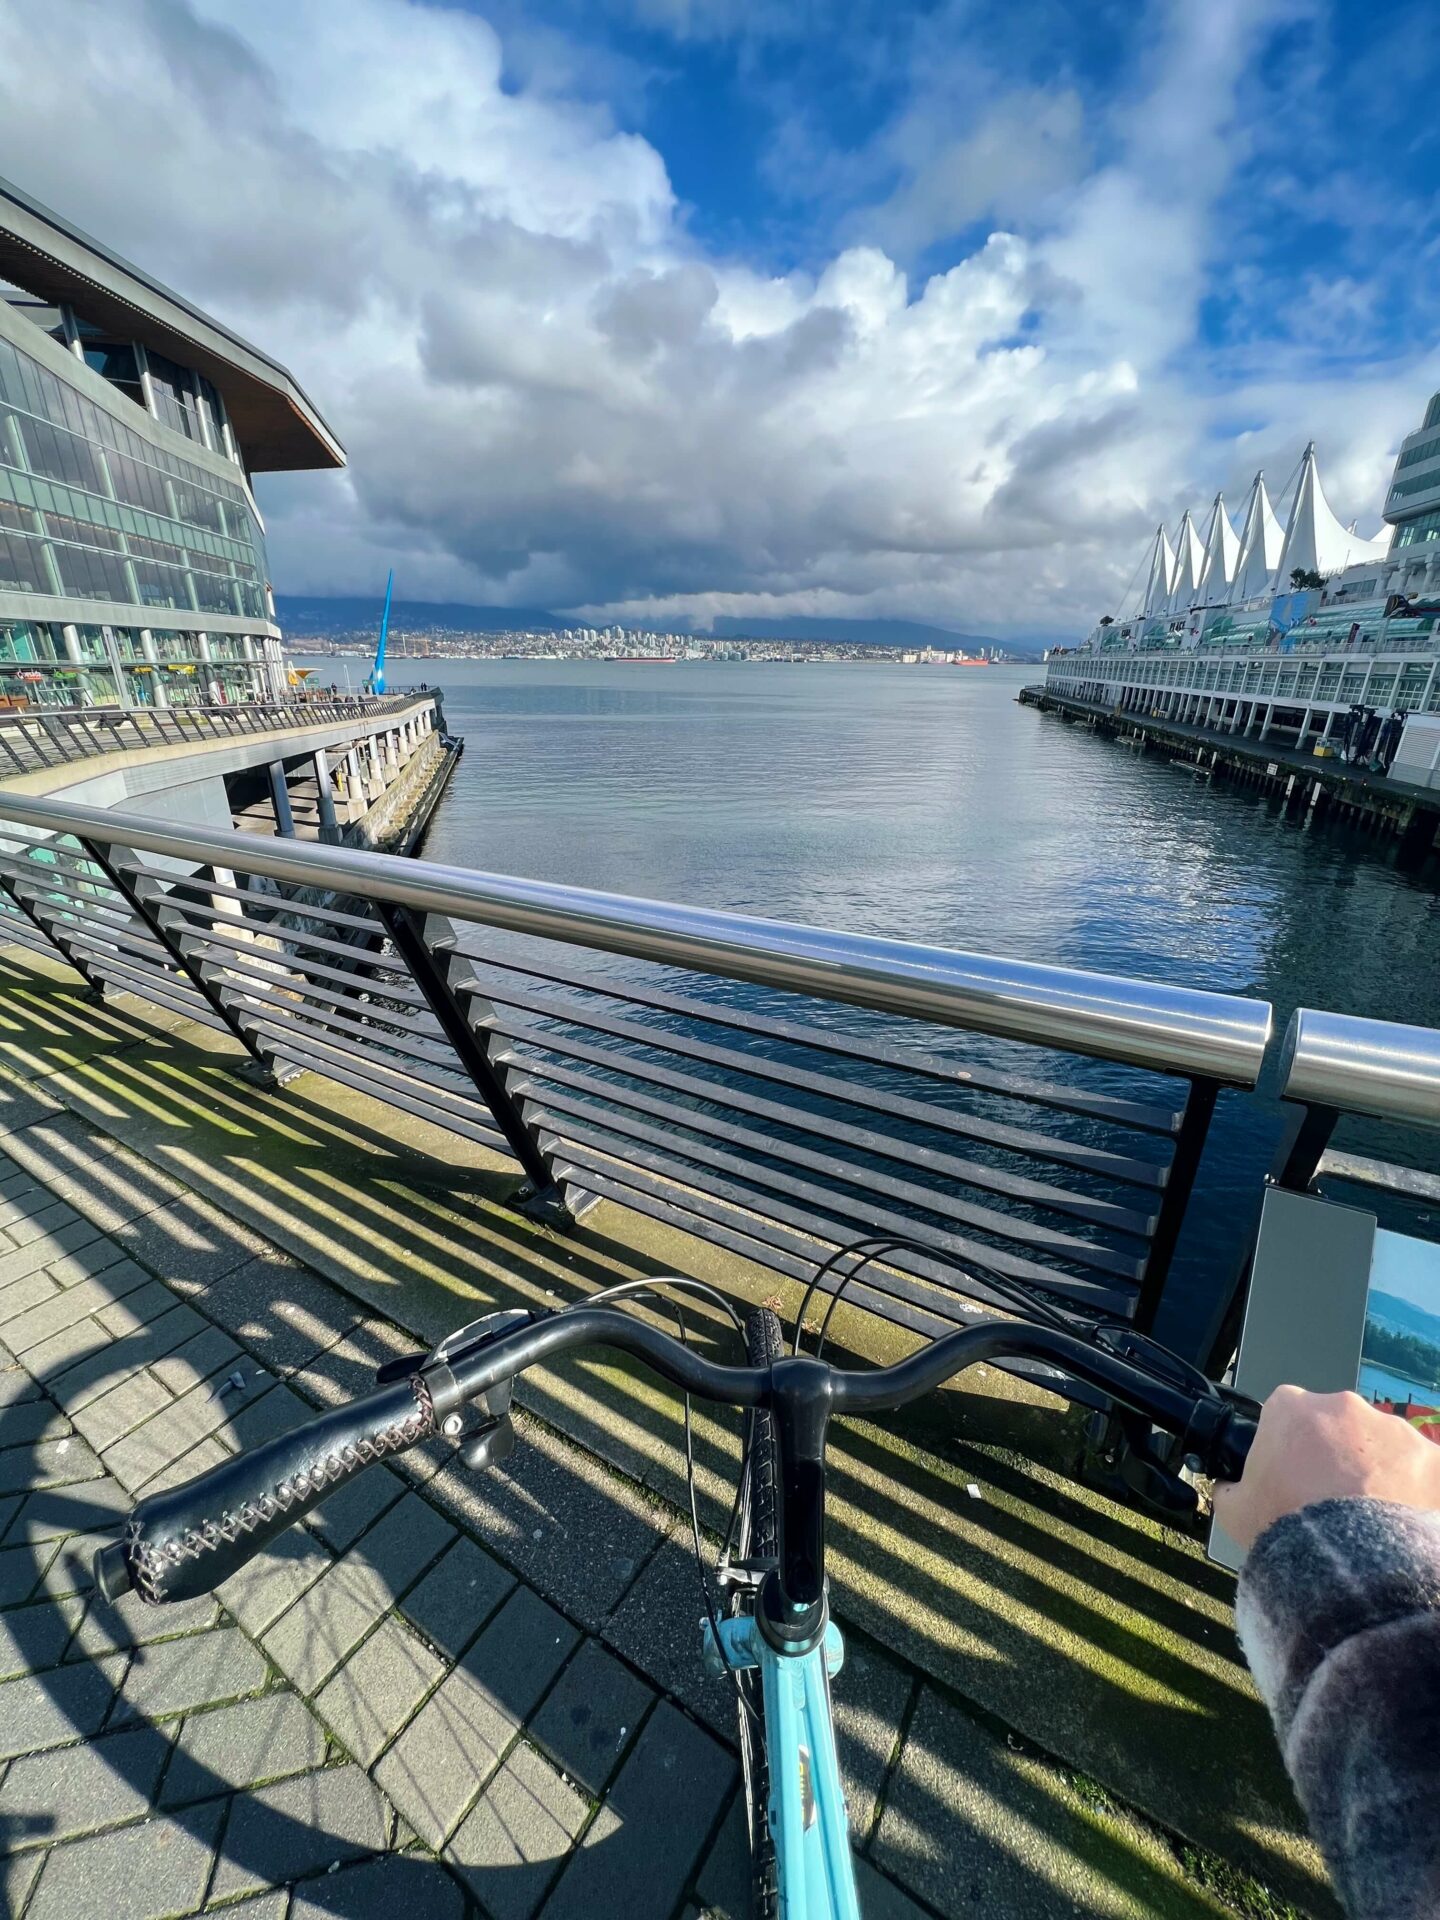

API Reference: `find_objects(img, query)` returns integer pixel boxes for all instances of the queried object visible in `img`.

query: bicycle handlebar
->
[95,1307,1256,1609]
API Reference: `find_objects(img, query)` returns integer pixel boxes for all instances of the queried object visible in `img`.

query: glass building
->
[0,176,342,711]
[1385,392,1440,556]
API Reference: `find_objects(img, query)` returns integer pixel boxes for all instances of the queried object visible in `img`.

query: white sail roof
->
[1140,523,1176,617]
[1197,492,1240,597]
[1167,511,1205,614]
[1229,472,1285,602]
[1274,442,1393,583]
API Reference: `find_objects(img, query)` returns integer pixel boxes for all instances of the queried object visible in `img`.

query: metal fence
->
[0,695,421,779]
[1271,1009,1440,1207]
[0,791,1276,1360]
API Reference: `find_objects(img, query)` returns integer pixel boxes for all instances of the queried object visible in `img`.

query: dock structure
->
[1022,681,1440,857]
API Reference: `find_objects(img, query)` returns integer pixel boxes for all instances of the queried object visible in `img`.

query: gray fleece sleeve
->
[1234,1498,1440,1920]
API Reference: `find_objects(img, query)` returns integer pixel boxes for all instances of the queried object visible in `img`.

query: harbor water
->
[299,656,1440,1347]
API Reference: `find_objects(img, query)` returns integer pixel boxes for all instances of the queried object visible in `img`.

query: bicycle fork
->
[703,1615,861,1920]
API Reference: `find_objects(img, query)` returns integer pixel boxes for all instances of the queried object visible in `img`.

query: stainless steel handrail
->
[0,791,1273,1085]
[1279,1009,1440,1128]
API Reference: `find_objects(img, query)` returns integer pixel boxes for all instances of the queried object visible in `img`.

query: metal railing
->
[1271,1009,1440,1206]
[0,694,425,780]
[0,791,1275,1359]
[1189,1006,1440,1374]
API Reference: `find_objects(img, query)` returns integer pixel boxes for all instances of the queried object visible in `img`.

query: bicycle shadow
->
[0,1340,657,1917]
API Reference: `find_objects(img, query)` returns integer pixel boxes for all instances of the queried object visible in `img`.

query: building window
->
[2,293,69,349]
[51,542,131,602]
[0,621,60,664]
[0,528,47,593]
[1393,510,1440,550]
[78,339,146,409]
[1395,430,1440,473]
[1387,468,1440,503]
[145,349,207,444]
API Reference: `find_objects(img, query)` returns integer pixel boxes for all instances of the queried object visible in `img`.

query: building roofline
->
[0,176,345,475]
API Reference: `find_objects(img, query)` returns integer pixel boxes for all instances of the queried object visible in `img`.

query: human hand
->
[1211,1384,1440,1554]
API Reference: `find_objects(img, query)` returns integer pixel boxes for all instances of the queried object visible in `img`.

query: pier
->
[1022,682,1440,858]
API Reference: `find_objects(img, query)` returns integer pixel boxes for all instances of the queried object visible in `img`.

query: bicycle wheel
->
[733,1305,782,1919]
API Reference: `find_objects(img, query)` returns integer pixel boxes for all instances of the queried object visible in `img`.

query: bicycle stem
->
[439,1309,1253,1618]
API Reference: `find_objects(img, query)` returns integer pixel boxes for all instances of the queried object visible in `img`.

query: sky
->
[2,0,1438,641]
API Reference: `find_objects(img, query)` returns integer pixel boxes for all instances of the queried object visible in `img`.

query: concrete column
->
[345,749,364,820]
[1321,709,1337,743]
[1259,704,1273,742]
[61,624,83,665]
[268,763,295,837]
[139,629,168,708]
[386,729,401,778]
[313,750,339,840]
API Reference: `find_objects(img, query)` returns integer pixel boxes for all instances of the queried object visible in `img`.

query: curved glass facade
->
[0,326,268,621]
[0,311,276,709]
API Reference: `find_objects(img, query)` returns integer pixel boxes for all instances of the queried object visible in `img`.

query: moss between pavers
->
[0,952,1335,1915]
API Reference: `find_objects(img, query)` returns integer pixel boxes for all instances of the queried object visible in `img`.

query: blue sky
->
[4,0,1439,638]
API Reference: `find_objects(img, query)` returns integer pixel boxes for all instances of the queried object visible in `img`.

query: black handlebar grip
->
[93,1375,436,1607]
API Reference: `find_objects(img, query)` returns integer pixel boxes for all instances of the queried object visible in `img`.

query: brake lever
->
[375,1308,537,1386]
[377,1309,536,1475]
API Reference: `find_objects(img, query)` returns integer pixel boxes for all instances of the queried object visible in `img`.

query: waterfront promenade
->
[0,943,1335,1918]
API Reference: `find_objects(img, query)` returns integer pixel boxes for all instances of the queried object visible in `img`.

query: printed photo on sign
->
[1358,1233,1440,1445]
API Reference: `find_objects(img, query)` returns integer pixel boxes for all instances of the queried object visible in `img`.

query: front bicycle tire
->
[734,1306,782,1919]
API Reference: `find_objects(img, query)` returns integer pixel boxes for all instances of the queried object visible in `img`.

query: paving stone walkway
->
[0,1063,1322,1919]
[0,1099,942,1919]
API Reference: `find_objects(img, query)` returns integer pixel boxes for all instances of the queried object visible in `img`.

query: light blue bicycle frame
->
[705,1612,861,1919]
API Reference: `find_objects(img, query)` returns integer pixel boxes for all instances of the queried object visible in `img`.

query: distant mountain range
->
[1368,1289,1440,1345]
[277,595,568,635]
[275,594,1037,657]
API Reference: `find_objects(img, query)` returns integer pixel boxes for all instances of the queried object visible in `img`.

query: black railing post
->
[77,838,283,1086]
[1130,1075,1218,1335]
[0,726,30,775]
[375,903,583,1226]
[1267,1101,1341,1195]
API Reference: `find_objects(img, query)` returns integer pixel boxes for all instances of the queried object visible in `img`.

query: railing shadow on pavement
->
[0,1334,716,1917]
[0,956,1339,1916]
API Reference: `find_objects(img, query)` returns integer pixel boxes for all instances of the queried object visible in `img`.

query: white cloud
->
[0,0,1430,640]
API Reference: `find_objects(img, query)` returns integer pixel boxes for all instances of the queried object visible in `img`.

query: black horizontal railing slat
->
[143,869,388,937]
[258,1036,505,1148]
[159,896,389,971]
[474,997,1168,1189]
[453,942,1180,1135]
[201,952,446,1043]
[522,1085,1142,1280]
[218,971,460,1071]
[505,1050,1155,1239]
[541,1120,1132,1307]
[189,932,429,1006]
